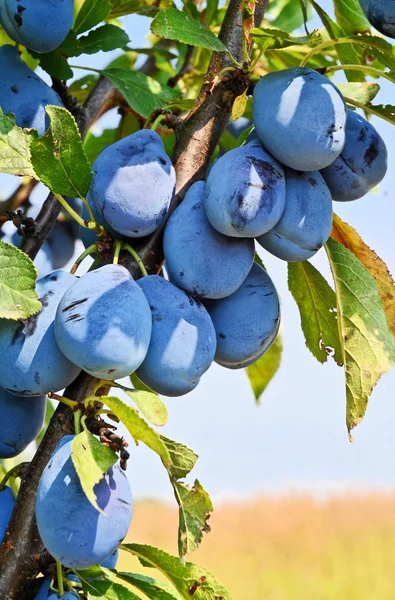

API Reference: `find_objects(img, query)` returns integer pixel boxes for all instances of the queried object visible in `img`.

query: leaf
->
[84,128,119,164]
[308,0,365,82]
[0,109,38,178]
[30,106,93,198]
[101,396,172,467]
[173,480,213,557]
[159,436,198,479]
[80,575,143,599]
[205,0,218,26]
[125,389,168,427]
[109,0,146,18]
[232,90,247,121]
[121,544,231,600]
[65,24,130,56]
[0,241,42,320]
[267,0,313,33]
[103,68,177,118]
[246,336,283,403]
[348,102,395,126]
[250,26,321,50]
[336,82,380,104]
[333,0,371,34]
[29,49,74,80]
[116,572,180,600]
[71,431,118,513]
[74,0,112,34]
[331,214,395,339]
[151,8,226,51]
[288,261,343,365]
[325,238,395,434]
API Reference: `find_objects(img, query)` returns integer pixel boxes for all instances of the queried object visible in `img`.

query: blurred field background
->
[119,494,395,600]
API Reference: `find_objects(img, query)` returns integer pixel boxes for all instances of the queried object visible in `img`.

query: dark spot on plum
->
[179,271,184,277]
[107,369,116,374]
[260,337,268,347]
[218,333,226,339]
[20,292,51,337]
[308,177,318,187]
[364,141,379,167]
[248,157,283,188]
[13,4,25,26]
[117,497,131,505]
[248,182,268,191]
[11,85,18,94]
[149,304,156,311]
[192,202,200,211]
[358,127,367,142]
[65,313,84,323]
[327,123,335,139]
[49,275,58,281]
[62,298,88,312]
[34,371,41,384]
[158,157,167,165]
[263,292,274,297]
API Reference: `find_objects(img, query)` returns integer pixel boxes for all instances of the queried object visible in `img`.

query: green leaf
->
[250,26,321,50]
[288,261,343,366]
[121,544,231,599]
[74,0,112,34]
[205,0,218,26]
[159,436,198,479]
[79,575,143,599]
[71,430,118,513]
[308,0,365,82]
[325,238,395,434]
[103,68,178,118]
[151,8,226,51]
[116,572,180,600]
[30,106,93,198]
[267,0,313,33]
[347,102,395,125]
[65,24,130,56]
[28,49,73,80]
[0,109,37,178]
[173,480,213,557]
[101,396,172,468]
[0,241,42,320]
[125,389,168,427]
[333,0,371,34]
[109,0,146,18]
[246,336,283,403]
[336,82,380,104]
[84,128,119,164]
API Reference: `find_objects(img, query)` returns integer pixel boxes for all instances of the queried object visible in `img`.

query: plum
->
[48,593,78,599]
[136,276,216,396]
[55,264,152,380]
[322,109,388,201]
[0,0,74,53]
[79,192,128,249]
[36,435,133,569]
[90,130,175,238]
[204,263,280,369]
[359,0,395,37]
[47,222,76,270]
[0,486,14,544]
[253,67,347,171]
[163,181,255,299]
[204,140,286,238]
[256,230,317,262]
[275,169,332,249]
[0,388,46,458]
[0,45,62,135]
[0,270,81,396]
[100,548,118,569]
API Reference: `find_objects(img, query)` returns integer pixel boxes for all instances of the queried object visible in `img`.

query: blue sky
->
[1,0,395,501]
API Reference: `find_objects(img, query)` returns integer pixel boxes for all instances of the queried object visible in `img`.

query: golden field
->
[119,494,395,600]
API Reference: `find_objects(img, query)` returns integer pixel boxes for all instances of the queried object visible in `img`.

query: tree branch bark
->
[0,2,268,597]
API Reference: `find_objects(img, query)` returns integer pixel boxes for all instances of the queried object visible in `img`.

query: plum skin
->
[90,130,175,238]
[55,265,152,380]
[36,435,133,569]
[0,0,74,53]
[136,276,217,396]
[0,270,81,396]
[0,486,15,544]
[0,388,46,458]
[321,110,388,201]
[164,181,255,299]
[359,0,395,38]
[204,140,286,238]
[253,67,347,171]
[204,263,281,369]
[256,231,316,263]
[0,45,63,135]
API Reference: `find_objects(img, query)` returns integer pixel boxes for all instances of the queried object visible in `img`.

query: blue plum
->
[48,593,78,599]
[36,435,133,569]
[359,0,395,37]
[55,264,152,380]
[322,110,388,201]
[136,276,216,396]
[204,140,286,238]
[0,0,74,53]
[34,578,52,600]
[256,230,317,262]
[0,270,81,396]
[257,168,333,262]
[163,181,255,299]
[253,68,347,171]
[0,388,46,458]
[204,263,280,369]
[100,548,118,569]
[90,130,175,238]
[0,45,62,135]
[0,486,14,544]
[47,222,76,270]
[79,193,127,249]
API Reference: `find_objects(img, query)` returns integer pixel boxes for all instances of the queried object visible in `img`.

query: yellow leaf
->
[331,213,395,339]
[232,90,247,121]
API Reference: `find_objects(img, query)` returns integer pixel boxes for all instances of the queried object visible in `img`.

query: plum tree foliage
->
[0,0,394,598]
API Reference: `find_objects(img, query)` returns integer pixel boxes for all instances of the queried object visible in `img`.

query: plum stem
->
[70,243,98,275]
[0,463,28,492]
[69,64,102,74]
[80,195,96,222]
[48,392,78,409]
[74,410,83,435]
[113,240,122,265]
[299,37,350,67]
[56,562,64,597]
[326,64,395,85]
[249,40,271,71]
[53,193,94,229]
[122,244,148,277]
[150,113,168,131]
